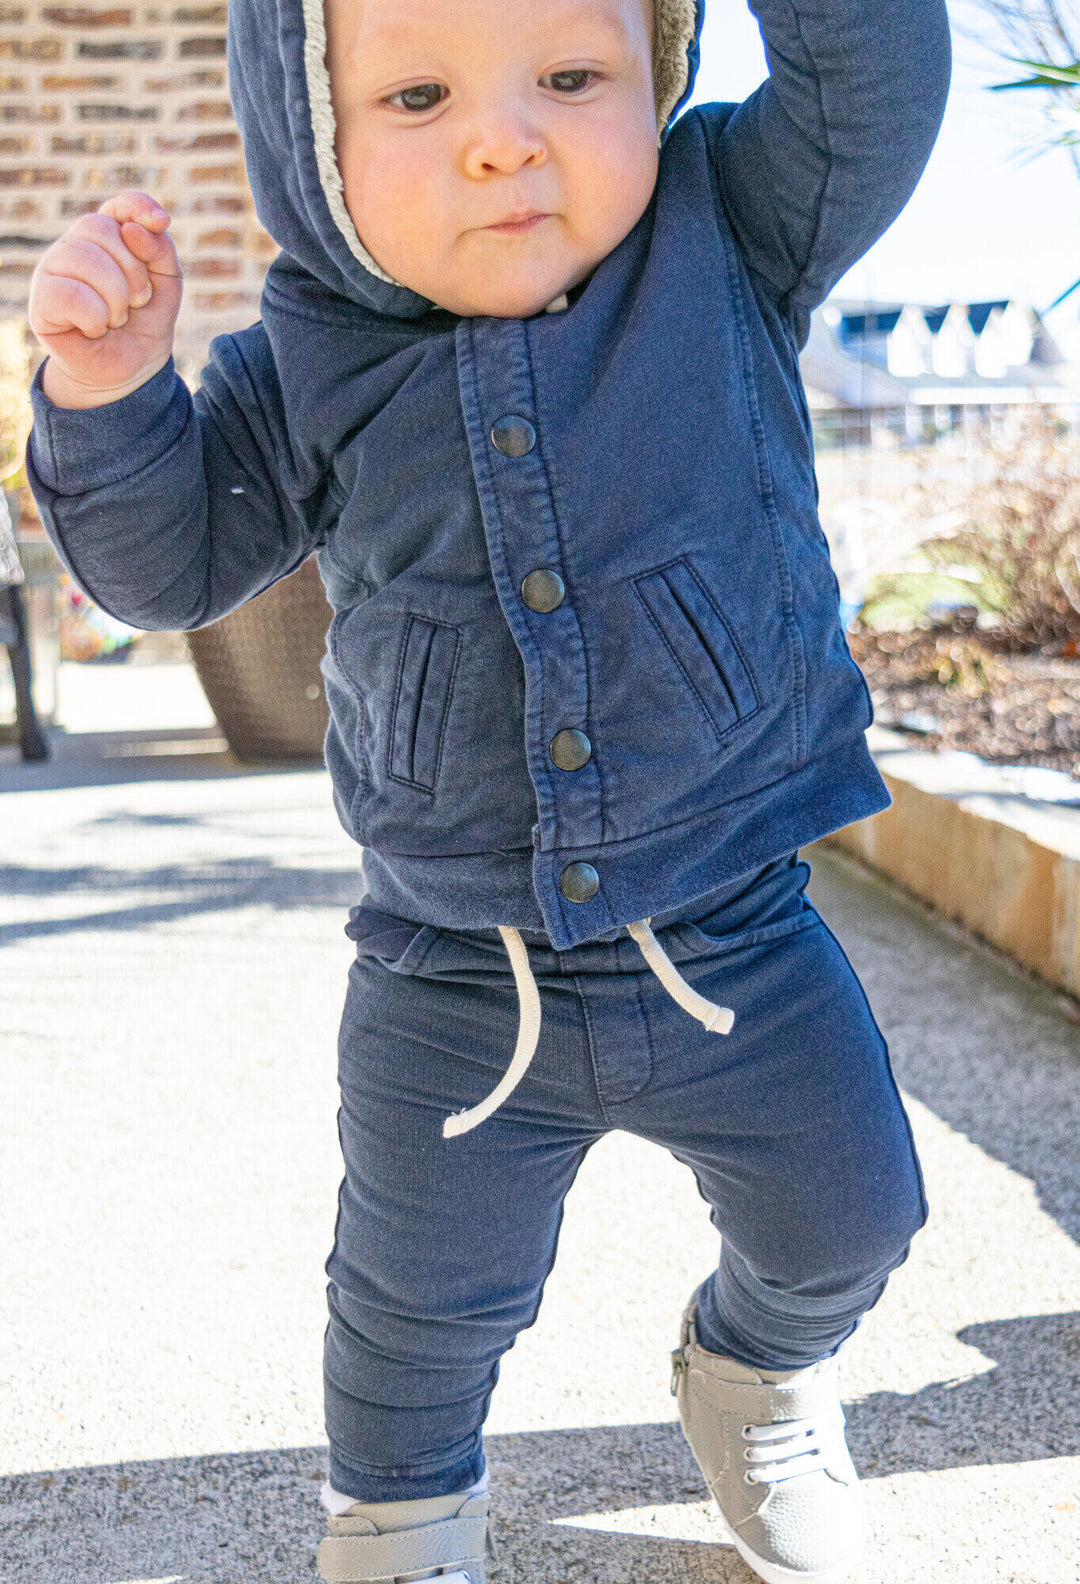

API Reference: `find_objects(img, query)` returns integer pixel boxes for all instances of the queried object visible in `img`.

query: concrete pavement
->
[1,661,1078,1584]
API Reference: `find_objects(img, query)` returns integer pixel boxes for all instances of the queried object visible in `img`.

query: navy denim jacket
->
[26,0,950,950]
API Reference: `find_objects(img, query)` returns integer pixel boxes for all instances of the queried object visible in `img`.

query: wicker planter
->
[186,556,332,762]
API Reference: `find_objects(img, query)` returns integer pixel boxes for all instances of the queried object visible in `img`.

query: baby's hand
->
[28,190,183,409]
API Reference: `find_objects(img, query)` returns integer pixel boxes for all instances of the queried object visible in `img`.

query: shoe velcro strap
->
[316,1513,488,1582]
[686,1367,838,1424]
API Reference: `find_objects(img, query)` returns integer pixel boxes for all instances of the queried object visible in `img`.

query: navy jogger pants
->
[324,856,927,1500]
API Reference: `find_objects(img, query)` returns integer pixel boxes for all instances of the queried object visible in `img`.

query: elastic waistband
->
[346,852,811,980]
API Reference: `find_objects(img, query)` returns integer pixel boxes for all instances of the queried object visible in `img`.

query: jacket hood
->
[227,0,704,317]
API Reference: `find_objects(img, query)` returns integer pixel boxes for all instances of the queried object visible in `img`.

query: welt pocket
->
[633,558,759,737]
[670,909,819,961]
[388,615,461,791]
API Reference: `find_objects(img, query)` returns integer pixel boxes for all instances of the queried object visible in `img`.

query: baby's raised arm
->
[709,0,951,338]
[25,193,327,632]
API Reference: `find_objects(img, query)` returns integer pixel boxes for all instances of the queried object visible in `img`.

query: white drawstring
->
[625,918,735,1033]
[443,917,735,1138]
[442,925,542,1138]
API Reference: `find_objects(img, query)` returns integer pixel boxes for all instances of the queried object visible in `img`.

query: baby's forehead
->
[328,0,652,50]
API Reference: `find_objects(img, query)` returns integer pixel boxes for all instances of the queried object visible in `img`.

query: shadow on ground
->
[0,1427,734,1584]
[3,1320,1077,1584]
[845,1311,1080,1475]
[0,725,325,794]
[0,856,362,945]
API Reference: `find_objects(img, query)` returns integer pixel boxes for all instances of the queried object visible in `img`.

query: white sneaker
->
[316,1486,494,1583]
[671,1304,867,1584]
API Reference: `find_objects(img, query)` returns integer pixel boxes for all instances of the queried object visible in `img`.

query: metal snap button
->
[490,415,536,457]
[549,729,591,771]
[560,861,599,903]
[521,569,565,612]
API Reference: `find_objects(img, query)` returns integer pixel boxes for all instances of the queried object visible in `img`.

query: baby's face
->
[324,0,659,317]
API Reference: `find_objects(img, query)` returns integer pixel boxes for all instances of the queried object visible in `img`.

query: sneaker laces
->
[741,1409,846,1485]
[442,918,734,1138]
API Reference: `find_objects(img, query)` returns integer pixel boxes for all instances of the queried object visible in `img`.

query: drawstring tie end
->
[701,1003,735,1035]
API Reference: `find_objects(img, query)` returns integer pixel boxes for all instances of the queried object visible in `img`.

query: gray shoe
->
[671,1305,866,1584]
[316,1489,494,1583]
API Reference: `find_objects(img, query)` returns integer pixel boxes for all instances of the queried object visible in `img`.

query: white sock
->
[320,1467,488,1518]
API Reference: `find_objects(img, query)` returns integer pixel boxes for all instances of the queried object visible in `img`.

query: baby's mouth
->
[483,211,551,235]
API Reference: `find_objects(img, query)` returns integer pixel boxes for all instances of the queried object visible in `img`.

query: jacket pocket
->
[388,615,461,791]
[633,558,759,739]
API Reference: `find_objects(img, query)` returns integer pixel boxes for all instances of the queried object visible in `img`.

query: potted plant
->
[185,556,331,762]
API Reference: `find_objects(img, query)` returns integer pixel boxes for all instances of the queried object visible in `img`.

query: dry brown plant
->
[916,411,1080,649]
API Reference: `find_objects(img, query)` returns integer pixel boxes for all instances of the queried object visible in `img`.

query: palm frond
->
[991,54,1080,88]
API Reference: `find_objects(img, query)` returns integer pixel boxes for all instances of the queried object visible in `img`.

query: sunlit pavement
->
[1,661,1078,1583]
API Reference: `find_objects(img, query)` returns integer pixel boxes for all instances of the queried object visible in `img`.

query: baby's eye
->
[387,83,447,113]
[543,69,598,94]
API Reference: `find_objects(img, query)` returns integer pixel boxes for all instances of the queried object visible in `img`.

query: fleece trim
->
[300,0,400,288]
[654,0,702,132]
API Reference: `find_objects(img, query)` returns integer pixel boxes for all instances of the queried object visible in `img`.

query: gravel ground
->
[1,664,1078,1584]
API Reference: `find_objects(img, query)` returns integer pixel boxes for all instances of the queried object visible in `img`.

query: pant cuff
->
[327,1445,486,1503]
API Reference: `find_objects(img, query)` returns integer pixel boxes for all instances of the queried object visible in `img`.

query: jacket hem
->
[356,733,891,950]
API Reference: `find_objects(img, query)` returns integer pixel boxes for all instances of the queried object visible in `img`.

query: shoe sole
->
[723,1520,862,1584]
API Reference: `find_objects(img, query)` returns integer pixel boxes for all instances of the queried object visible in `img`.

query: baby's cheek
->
[345,149,451,285]
[566,122,658,250]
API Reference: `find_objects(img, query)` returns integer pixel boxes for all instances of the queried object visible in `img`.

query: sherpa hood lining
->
[301,0,399,285]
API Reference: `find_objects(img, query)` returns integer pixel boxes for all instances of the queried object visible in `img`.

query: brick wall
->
[0,1,277,384]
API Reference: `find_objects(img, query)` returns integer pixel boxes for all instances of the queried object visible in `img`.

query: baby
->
[26,1,950,1580]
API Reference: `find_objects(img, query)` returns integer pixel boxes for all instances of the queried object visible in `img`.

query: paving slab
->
[1,665,1078,1584]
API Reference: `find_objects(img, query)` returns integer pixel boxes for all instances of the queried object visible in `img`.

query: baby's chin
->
[361,219,607,317]
[434,284,575,318]
[412,248,593,319]
[423,270,582,320]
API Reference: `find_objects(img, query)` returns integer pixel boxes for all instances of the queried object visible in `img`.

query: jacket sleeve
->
[704,0,951,338]
[25,321,334,631]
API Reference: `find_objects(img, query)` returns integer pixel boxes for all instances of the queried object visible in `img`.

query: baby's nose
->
[462,113,547,179]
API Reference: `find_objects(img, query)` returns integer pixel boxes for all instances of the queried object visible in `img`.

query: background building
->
[0,0,275,382]
[802,298,1079,448]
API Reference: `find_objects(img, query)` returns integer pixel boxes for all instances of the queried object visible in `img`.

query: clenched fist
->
[28,189,183,410]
